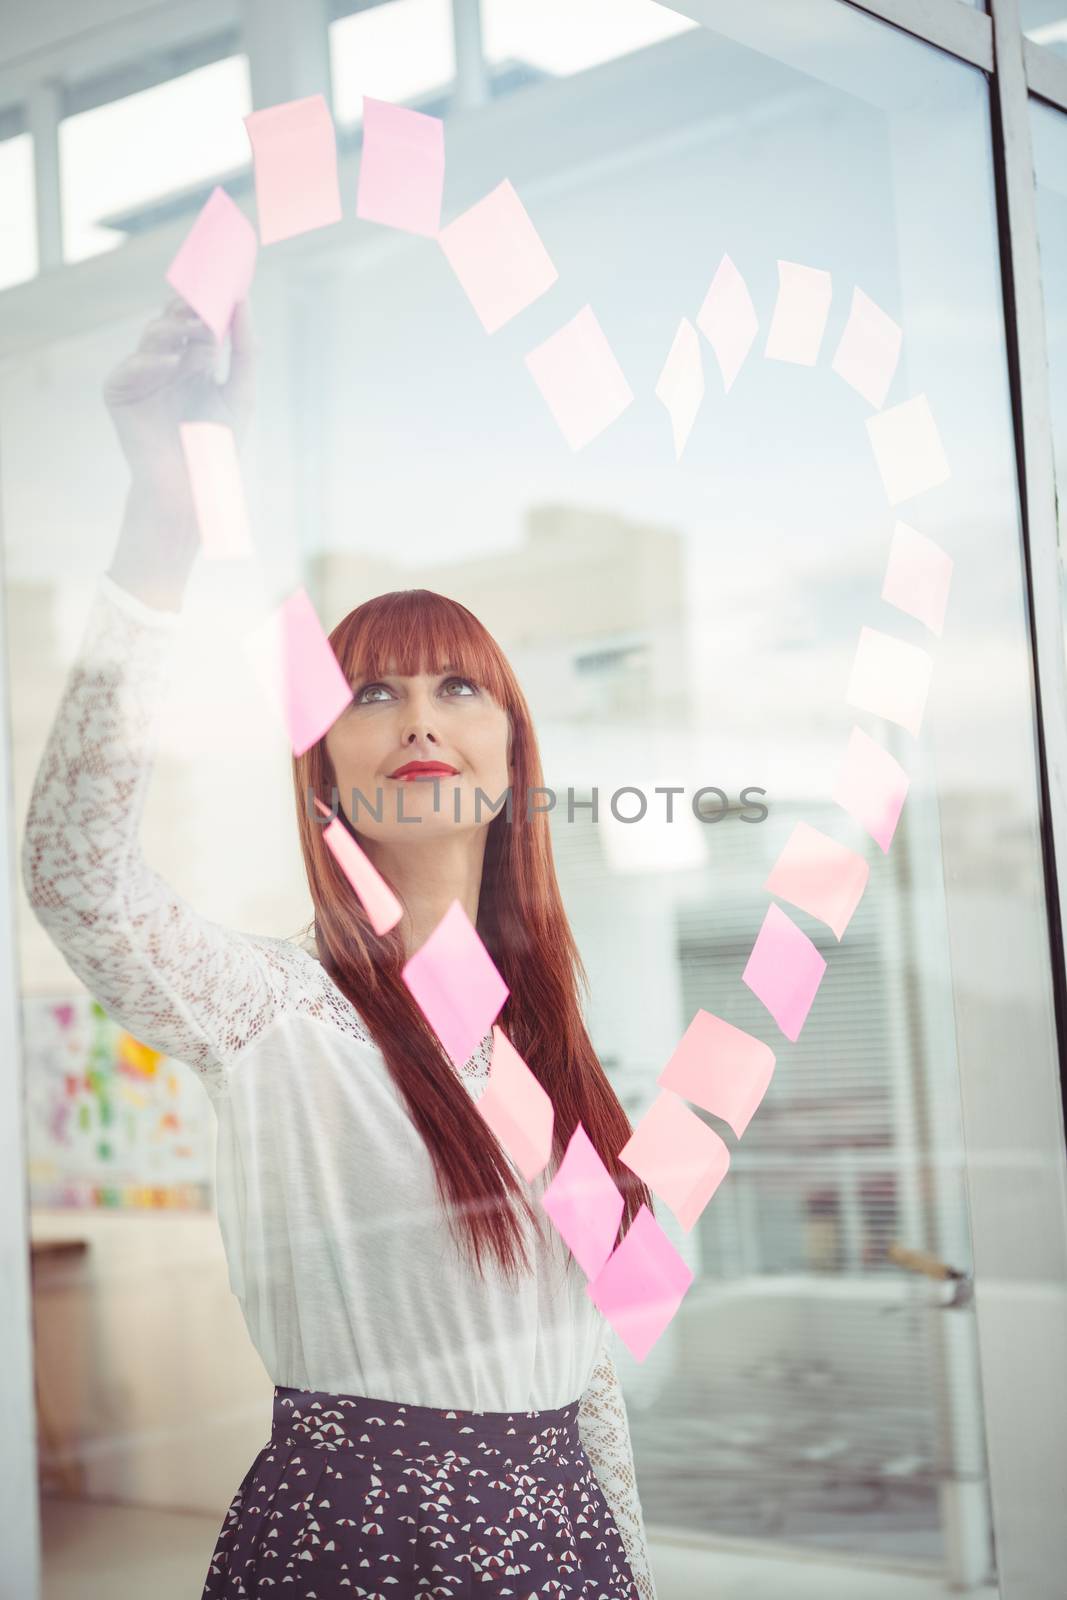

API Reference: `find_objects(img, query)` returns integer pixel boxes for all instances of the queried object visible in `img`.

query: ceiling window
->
[59,55,252,263]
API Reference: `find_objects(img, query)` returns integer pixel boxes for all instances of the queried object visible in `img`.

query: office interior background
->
[2,1,1067,1596]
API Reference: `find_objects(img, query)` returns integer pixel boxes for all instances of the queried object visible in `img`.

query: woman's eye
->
[354,683,392,704]
[442,677,477,696]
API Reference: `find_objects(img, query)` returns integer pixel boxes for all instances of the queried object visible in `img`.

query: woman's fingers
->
[139,301,214,354]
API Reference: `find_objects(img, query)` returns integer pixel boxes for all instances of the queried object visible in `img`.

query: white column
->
[452,0,489,109]
[26,80,63,271]
[241,0,334,112]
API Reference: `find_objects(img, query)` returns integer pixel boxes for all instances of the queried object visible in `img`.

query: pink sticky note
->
[587,1205,694,1364]
[764,260,833,366]
[619,1092,730,1231]
[832,726,910,853]
[655,317,704,460]
[244,94,342,246]
[866,394,950,506]
[165,187,257,342]
[402,900,509,1071]
[743,903,827,1043]
[438,179,558,333]
[475,1025,554,1180]
[524,305,634,452]
[179,422,253,560]
[541,1122,624,1279]
[356,97,444,237]
[244,588,353,757]
[831,286,902,409]
[696,253,758,393]
[846,625,933,738]
[764,820,869,941]
[881,521,953,637]
[321,816,402,935]
[658,1010,775,1139]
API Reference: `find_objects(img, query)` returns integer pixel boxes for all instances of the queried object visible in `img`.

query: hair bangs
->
[330,590,512,708]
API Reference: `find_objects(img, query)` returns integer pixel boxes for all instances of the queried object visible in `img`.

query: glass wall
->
[1022,3,1067,54]
[4,1,1067,1597]
[257,0,1046,1588]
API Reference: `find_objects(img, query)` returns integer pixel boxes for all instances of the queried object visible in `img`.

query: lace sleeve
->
[578,1326,658,1600]
[20,575,296,1103]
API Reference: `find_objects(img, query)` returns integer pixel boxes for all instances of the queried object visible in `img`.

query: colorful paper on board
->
[438,179,557,333]
[655,317,704,460]
[402,900,509,1071]
[619,1092,729,1231]
[524,305,634,452]
[475,1026,554,1180]
[541,1122,624,1279]
[846,625,932,739]
[696,254,758,393]
[243,587,353,757]
[244,93,342,245]
[587,1205,694,1363]
[179,422,253,560]
[832,726,910,853]
[831,286,902,409]
[356,97,444,237]
[322,817,402,935]
[165,187,257,342]
[763,819,869,941]
[657,1010,775,1139]
[865,394,950,506]
[881,521,953,636]
[742,903,827,1043]
[764,260,832,366]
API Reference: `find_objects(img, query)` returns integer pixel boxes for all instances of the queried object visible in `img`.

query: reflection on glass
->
[329,0,456,126]
[0,133,36,288]
[58,56,252,262]
[8,3,1058,1597]
[1022,1,1067,54]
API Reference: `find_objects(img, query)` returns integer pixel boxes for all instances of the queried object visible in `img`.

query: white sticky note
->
[438,179,558,333]
[655,317,704,460]
[881,521,953,636]
[764,260,833,366]
[831,287,902,409]
[846,625,933,738]
[524,305,634,452]
[696,253,758,393]
[866,394,950,506]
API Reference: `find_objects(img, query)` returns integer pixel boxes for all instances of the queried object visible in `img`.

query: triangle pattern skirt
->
[200,1384,641,1598]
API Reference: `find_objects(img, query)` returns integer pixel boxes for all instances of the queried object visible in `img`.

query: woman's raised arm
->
[20,298,290,1101]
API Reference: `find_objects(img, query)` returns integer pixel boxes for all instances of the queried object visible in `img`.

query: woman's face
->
[324,661,513,843]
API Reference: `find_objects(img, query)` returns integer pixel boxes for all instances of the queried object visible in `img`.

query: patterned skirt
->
[201,1384,640,1598]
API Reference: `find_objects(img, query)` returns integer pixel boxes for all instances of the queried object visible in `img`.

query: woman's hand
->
[104,296,256,608]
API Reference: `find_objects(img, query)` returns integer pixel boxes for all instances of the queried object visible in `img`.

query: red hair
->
[293,588,652,1282]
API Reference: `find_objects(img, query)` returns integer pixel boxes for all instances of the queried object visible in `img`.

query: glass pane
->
[0,133,36,289]
[1033,100,1067,661]
[8,2,1062,1597]
[482,0,698,92]
[1022,2,1067,53]
[59,55,252,263]
[330,0,455,126]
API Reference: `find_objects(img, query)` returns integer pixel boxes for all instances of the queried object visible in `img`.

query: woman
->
[22,297,658,1599]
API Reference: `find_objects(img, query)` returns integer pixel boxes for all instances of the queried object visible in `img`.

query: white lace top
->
[21,573,657,1600]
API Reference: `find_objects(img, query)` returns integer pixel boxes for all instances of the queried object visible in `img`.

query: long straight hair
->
[292,587,652,1282]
